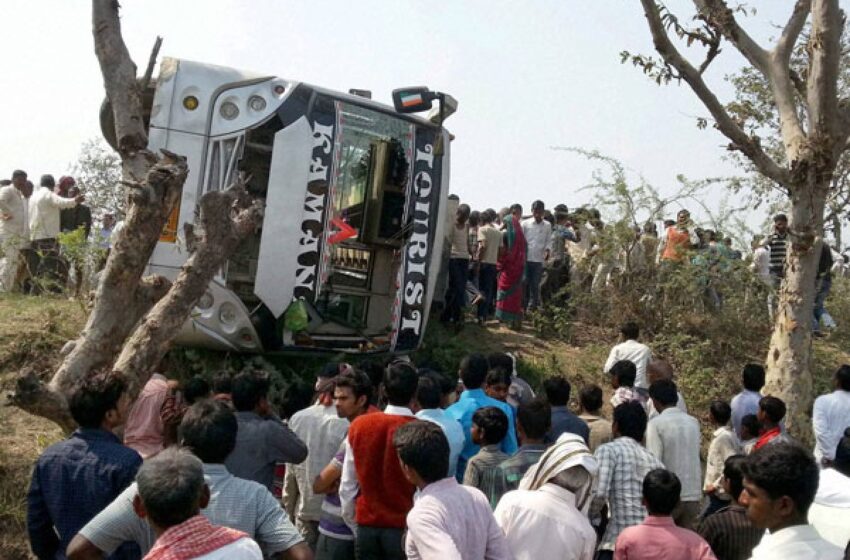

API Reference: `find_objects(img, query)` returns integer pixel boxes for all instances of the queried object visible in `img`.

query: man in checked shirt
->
[591,401,663,560]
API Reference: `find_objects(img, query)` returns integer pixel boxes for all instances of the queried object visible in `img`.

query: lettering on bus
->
[293,119,334,299]
[396,129,439,351]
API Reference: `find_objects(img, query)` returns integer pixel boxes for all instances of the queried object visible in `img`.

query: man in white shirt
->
[646,379,702,530]
[808,429,850,548]
[495,433,598,560]
[29,174,82,292]
[0,170,30,292]
[603,322,652,391]
[284,364,349,547]
[812,365,850,466]
[521,200,552,311]
[742,442,843,559]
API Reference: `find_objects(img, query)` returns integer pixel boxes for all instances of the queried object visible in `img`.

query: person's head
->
[773,214,788,235]
[456,203,470,224]
[649,379,678,411]
[722,455,748,503]
[178,399,238,463]
[415,374,443,411]
[231,370,271,413]
[468,210,480,228]
[834,428,850,478]
[612,401,648,441]
[663,219,675,229]
[0,179,10,186]
[471,406,509,446]
[742,363,766,392]
[757,396,786,427]
[579,385,603,414]
[10,169,26,189]
[212,372,232,395]
[67,368,130,430]
[40,174,55,190]
[510,203,523,219]
[740,414,761,441]
[23,180,33,198]
[384,360,418,407]
[610,360,637,389]
[709,400,732,427]
[487,352,514,376]
[741,443,819,530]
[57,175,75,196]
[676,209,691,225]
[484,368,512,402]
[333,369,372,420]
[133,447,209,534]
[481,208,495,225]
[543,375,571,407]
[68,185,81,198]
[102,213,116,230]
[724,237,733,248]
[183,376,211,405]
[394,420,450,488]
[516,398,551,444]
[620,321,639,341]
[646,359,674,385]
[459,353,490,389]
[642,469,681,516]
[834,364,850,391]
[531,200,545,222]
[643,221,657,236]
[359,359,384,404]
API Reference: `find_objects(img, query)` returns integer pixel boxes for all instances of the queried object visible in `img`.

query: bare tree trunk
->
[765,183,827,442]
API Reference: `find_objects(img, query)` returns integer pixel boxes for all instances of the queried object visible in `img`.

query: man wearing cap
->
[284,363,350,548]
[494,433,598,560]
[0,170,30,291]
[29,174,83,292]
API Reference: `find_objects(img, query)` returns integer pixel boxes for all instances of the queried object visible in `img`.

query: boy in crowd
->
[698,455,763,560]
[740,415,760,454]
[614,469,716,559]
[730,364,764,438]
[463,407,511,507]
[487,352,535,408]
[133,447,262,559]
[27,369,141,560]
[603,322,652,391]
[754,396,792,451]
[578,384,613,452]
[494,398,551,499]
[485,369,512,403]
[610,360,642,407]
[742,443,843,559]
[395,421,512,559]
[703,400,741,518]
[542,375,589,445]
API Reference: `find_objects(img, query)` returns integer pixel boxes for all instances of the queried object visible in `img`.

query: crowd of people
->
[24,330,850,559]
[441,198,849,334]
[0,169,117,296]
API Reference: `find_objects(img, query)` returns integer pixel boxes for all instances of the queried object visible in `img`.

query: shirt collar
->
[384,404,415,417]
[202,463,231,478]
[642,515,677,527]
[550,405,569,412]
[518,443,547,453]
[480,443,501,453]
[713,425,733,437]
[421,477,459,497]
[764,524,822,545]
[74,428,121,443]
[660,406,682,416]
[538,483,579,506]
[462,388,486,400]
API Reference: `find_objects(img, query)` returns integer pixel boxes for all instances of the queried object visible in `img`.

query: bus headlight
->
[220,101,240,120]
[248,95,267,112]
[196,291,214,311]
[219,302,238,325]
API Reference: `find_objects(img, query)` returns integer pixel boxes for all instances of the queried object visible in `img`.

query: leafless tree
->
[9,0,263,430]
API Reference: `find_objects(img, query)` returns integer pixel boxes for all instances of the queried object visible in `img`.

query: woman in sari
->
[496,212,527,329]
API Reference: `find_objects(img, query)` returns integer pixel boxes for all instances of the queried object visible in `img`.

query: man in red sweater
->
[339,361,418,560]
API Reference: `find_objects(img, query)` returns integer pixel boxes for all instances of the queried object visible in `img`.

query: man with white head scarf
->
[494,433,598,560]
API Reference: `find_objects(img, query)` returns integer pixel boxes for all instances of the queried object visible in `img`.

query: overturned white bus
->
[117,58,455,355]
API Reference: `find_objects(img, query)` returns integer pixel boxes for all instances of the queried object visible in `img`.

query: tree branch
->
[92,0,147,157]
[141,35,163,91]
[640,0,790,186]
[808,0,845,163]
[776,0,812,63]
[693,0,769,74]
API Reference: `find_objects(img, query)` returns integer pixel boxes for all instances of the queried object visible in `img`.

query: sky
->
[0,1,829,237]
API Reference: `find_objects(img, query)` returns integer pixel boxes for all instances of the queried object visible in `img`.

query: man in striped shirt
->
[767,214,788,285]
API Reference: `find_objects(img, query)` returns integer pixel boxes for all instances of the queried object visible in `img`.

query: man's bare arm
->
[66,535,105,560]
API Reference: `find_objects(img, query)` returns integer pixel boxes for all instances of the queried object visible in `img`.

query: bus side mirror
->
[392,87,437,114]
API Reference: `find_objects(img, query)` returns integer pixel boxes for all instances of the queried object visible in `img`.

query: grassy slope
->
[0,294,848,557]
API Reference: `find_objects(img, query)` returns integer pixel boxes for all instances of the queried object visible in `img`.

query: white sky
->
[0,1,829,235]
